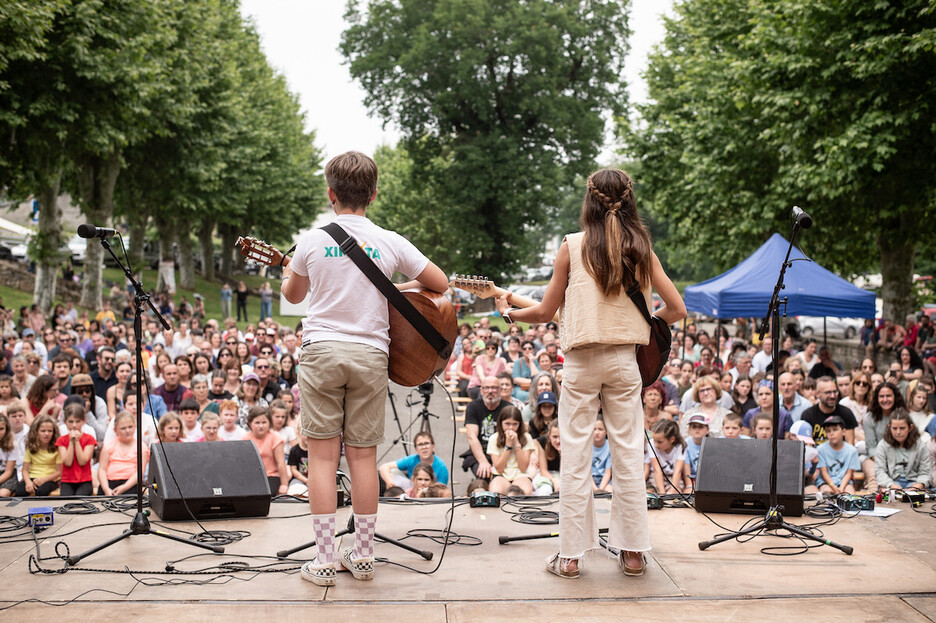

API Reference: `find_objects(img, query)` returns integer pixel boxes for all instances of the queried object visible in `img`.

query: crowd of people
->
[0,288,933,504]
[449,316,936,499]
[0,296,313,498]
[0,292,934,502]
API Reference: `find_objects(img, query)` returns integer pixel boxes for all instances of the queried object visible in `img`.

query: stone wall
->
[0,260,83,304]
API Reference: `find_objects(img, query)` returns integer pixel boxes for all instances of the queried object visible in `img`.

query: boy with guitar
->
[280,151,449,586]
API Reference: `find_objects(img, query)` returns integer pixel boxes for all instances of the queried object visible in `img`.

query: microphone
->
[77,224,118,239]
[791,206,812,229]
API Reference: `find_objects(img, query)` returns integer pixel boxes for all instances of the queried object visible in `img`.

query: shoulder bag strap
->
[321,222,452,359]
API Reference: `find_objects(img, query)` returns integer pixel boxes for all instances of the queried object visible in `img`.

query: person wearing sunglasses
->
[69,374,110,442]
[253,357,288,404]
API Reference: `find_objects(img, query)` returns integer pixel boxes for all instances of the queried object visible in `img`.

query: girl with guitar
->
[495,168,685,579]
[279,151,449,587]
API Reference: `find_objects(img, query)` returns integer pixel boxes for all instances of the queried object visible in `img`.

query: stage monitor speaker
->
[694,438,805,517]
[147,440,272,521]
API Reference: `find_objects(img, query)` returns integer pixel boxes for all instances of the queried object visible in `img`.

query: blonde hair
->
[692,376,723,402]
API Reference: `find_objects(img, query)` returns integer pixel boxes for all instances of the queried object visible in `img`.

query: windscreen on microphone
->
[791,206,813,229]
[77,224,98,239]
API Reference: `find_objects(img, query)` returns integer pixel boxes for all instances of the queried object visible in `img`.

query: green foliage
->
[621,0,936,320]
[342,0,631,281]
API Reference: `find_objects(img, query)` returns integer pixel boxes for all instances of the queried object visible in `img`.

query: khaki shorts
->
[297,341,388,447]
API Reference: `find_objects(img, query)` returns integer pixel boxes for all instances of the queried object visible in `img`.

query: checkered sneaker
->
[300,558,337,587]
[353,513,378,559]
[311,514,337,564]
[340,545,375,581]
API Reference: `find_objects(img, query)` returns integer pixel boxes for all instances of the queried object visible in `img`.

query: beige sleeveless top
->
[559,232,651,351]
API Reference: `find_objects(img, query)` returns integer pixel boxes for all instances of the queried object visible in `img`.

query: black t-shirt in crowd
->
[287,444,308,478]
[464,399,510,452]
[800,403,858,444]
[537,434,561,472]
[209,390,234,403]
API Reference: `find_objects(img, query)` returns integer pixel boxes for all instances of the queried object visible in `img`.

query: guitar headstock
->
[449,274,499,299]
[237,236,284,267]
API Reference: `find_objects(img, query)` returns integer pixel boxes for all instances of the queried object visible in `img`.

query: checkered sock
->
[311,513,336,564]
[353,513,377,559]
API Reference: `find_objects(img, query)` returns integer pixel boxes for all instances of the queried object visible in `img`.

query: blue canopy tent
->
[684,233,876,320]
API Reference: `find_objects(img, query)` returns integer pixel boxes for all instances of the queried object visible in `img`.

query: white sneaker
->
[339,546,375,581]
[300,558,336,586]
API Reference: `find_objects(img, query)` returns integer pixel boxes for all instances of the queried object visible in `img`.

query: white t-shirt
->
[13,426,28,478]
[218,425,247,441]
[289,214,430,354]
[103,416,157,447]
[181,422,203,442]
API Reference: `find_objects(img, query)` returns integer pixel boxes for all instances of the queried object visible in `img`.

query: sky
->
[238,0,674,165]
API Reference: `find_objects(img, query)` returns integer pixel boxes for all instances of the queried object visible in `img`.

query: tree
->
[50,0,179,309]
[621,0,936,322]
[0,0,71,315]
[342,0,631,281]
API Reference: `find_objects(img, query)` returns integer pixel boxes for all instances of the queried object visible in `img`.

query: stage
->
[1,495,934,621]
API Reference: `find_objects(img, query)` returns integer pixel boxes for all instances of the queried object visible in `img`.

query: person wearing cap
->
[684,413,710,483]
[14,328,48,367]
[790,420,821,494]
[234,372,267,429]
[800,376,859,445]
[529,390,558,438]
[814,414,861,494]
[69,373,109,441]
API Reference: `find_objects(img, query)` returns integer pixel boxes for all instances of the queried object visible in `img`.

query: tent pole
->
[716,318,722,367]
[681,317,687,359]
[823,317,828,347]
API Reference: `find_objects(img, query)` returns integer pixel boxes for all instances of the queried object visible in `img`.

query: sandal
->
[619,550,646,576]
[545,553,579,579]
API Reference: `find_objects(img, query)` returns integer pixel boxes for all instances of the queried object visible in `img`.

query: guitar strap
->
[321,222,452,360]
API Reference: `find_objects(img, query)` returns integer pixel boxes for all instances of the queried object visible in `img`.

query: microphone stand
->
[698,217,852,555]
[68,234,223,565]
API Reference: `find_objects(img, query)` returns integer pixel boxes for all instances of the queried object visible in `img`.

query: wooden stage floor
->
[1,495,935,621]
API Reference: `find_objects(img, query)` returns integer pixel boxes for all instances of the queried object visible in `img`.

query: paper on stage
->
[857,506,901,518]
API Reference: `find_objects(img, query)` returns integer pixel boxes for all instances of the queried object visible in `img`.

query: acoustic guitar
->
[448,275,560,322]
[237,236,457,387]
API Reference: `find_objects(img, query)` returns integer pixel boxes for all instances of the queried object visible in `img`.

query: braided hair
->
[581,169,652,296]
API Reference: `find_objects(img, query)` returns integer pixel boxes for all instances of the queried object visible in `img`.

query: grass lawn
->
[0,270,698,332]
[0,266,301,330]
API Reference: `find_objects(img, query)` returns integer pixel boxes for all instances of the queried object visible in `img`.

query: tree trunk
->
[219,222,236,279]
[877,232,916,325]
[155,214,176,292]
[127,201,149,271]
[177,219,195,290]
[33,173,63,316]
[197,218,215,282]
[78,151,121,310]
